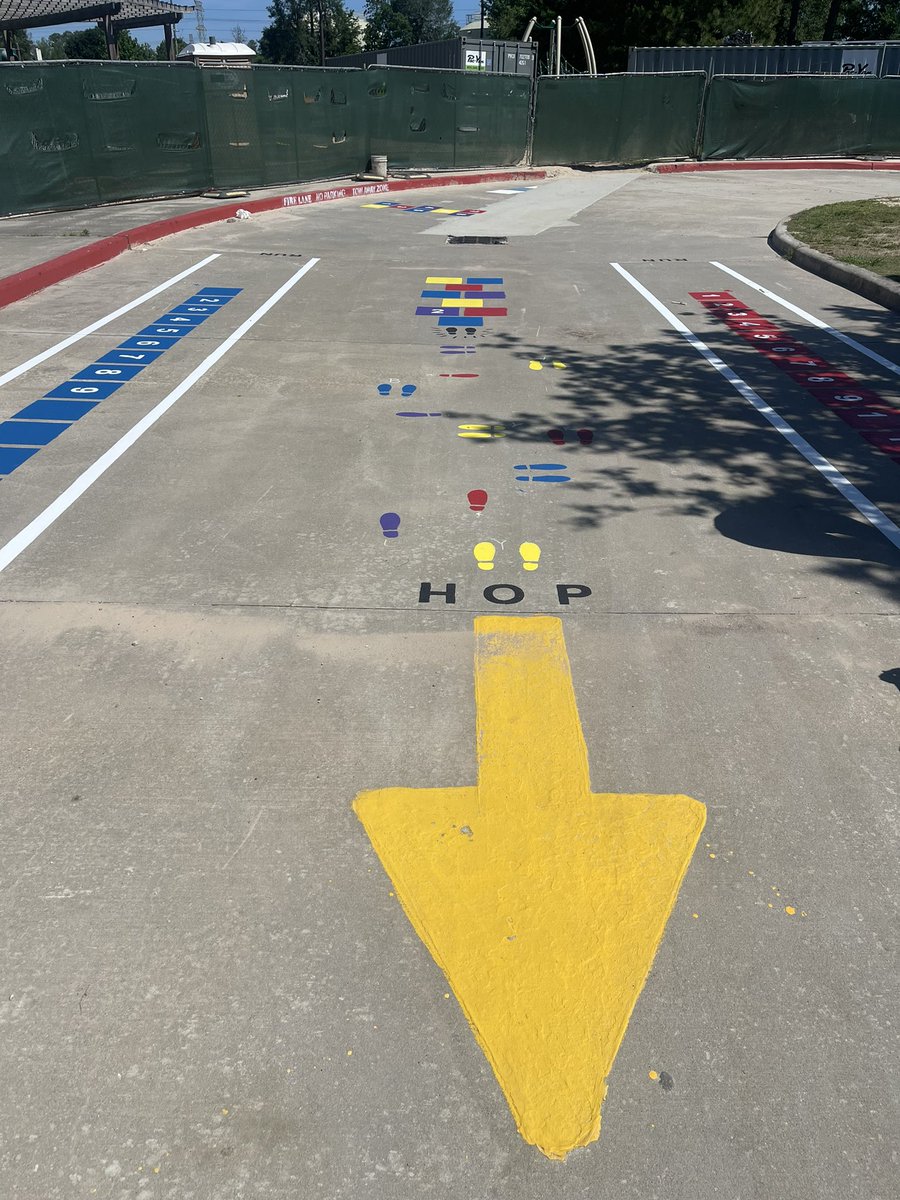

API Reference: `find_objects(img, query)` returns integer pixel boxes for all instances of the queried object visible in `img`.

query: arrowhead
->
[354,618,705,1159]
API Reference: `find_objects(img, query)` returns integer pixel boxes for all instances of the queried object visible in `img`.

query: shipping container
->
[628,42,899,77]
[327,37,535,77]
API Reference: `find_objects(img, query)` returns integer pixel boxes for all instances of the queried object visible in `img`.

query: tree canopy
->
[259,0,361,64]
[33,27,156,60]
[484,0,900,73]
[362,0,459,51]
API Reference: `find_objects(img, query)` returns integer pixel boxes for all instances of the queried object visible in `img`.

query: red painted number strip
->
[691,291,900,463]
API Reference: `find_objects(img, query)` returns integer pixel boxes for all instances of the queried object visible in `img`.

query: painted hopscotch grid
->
[361,201,486,217]
[0,288,241,476]
[692,290,900,464]
[420,276,507,329]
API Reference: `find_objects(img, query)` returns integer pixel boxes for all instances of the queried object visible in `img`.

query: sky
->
[29,2,481,50]
[196,1,479,43]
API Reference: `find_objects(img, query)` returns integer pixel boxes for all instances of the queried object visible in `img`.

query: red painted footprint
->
[547,428,593,445]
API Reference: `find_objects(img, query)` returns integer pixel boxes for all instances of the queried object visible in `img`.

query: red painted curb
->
[0,169,545,312]
[655,159,900,174]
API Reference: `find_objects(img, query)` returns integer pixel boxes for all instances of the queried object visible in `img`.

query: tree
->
[3,28,35,59]
[484,0,900,73]
[155,34,188,59]
[259,0,361,64]
[117,31,155,59]
[32,25,154,60]
[362,0,459,50]
[54,26,108,58]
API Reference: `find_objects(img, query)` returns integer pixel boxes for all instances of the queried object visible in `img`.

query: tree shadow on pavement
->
[817,301,900,358]
[439,327,900,605]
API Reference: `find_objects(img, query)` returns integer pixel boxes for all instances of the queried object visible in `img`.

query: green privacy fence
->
[700,75,900,160]
[0,61,208,214]
[4,61,900,216]
[0,60,532,214]
[532,73,707,165]
[363,68,532,170]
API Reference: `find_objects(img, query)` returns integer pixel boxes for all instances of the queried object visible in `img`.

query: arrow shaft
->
[474,617,591,806]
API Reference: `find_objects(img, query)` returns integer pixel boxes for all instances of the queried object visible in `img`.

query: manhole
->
[447,235,508,245]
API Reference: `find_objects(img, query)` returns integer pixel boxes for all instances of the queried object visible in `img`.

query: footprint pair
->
[474,543,541,572]
[529,360,567,371]
[378,383,416,396]
[548,429,593,446]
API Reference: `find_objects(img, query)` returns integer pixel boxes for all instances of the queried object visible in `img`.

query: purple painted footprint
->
[380,513,401,539]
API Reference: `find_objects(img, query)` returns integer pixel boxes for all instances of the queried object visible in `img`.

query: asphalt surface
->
[0,169,898,1199]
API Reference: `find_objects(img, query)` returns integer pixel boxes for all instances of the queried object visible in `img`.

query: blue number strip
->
[0,287,241,476]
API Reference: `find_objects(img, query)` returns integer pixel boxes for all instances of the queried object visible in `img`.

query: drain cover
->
[447,235,508,245]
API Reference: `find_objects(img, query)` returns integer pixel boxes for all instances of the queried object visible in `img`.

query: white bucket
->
[369,154,388,178]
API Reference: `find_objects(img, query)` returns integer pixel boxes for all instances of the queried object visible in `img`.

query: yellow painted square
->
[426,276,463,284]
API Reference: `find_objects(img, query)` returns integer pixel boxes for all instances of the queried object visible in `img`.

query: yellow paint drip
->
[354,616,705,1160]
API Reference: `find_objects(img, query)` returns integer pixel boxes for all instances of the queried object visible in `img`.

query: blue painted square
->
[0,446,39,474]
[0,420,69,446]
[184,293,233,305]
[438,315,483,327]
[15,399,98,420]
[118,336,179,351]
[97,348,165,365]
[466,277,503,284]
[152,313,208,328]
[72,363,145,383]
[136,324,194,339]
[194,286,241,296]
[45,380,124,401]
[167,305,218,317]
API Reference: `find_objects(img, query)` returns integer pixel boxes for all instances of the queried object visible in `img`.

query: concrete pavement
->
[0,170,897,1199]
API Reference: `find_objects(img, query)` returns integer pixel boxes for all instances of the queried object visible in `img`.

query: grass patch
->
[788,199,900,283]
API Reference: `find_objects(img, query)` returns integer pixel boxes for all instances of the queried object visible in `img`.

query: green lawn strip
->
[788,199,900,283]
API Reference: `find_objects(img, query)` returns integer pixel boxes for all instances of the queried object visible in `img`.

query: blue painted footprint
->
[514,462,571,483]
[378,383,417,396]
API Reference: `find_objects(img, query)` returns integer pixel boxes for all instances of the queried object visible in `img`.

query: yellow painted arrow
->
[354,616,705,1160]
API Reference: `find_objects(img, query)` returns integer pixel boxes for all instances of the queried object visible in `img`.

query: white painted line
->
[0,253,221,390]
[611,262,900,553]
[710,261,900,378]
[0,258,320,576]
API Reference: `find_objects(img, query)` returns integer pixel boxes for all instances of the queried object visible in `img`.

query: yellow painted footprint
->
[519,542,541,571]
[474,542,496,571]
[458,423,506,439]
[528,360,567,371]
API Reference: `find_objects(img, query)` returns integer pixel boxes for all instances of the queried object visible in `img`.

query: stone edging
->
[768,219,900,313]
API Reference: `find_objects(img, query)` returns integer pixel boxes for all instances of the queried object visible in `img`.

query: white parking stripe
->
[611,262,900,553]
[0,254,221,390]
[0,259,320,577]
[710,261,900,378]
